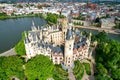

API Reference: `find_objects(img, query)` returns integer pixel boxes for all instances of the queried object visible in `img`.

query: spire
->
[80,32,82,36]
[36,35,39,41]
[24,32,30,44]
[31,20,37,31]
[32,20,35,27]
[66,27,73,40]
[38,26,40,30]
[89,32,92,40]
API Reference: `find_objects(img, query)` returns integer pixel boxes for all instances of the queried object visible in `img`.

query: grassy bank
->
[14,32,26,56]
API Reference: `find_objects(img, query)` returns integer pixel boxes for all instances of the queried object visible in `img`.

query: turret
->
[31,20,37,31]
[89,32,92,41]
[40,28,42,40]
[24,32,31,59]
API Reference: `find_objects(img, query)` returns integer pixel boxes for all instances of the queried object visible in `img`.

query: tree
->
[95,38,120,80]
[46,13,57,24]
[95,17,100,23]
[96,63,108,75]
[112,69,120,80]
[0,56,24,80]
[91,31,107,42]
[14,32,26,56]
[95,75,113,80]
[25,55,54,80]
[17,4,23,8]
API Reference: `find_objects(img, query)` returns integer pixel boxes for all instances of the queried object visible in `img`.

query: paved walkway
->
[0,48,16,57]
[68,70,76,80]
[81,46,97,80]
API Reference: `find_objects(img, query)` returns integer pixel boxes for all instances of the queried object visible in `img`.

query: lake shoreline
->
[0,48,16,57]
[0,17,46,54]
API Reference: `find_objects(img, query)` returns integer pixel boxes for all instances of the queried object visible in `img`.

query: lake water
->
[0,17,46,53]
[0,17,120,54]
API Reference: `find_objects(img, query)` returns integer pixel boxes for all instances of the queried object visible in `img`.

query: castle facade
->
[24,18,91,69]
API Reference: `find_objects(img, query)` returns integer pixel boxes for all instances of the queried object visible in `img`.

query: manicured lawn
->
[83,63,91,75]
[73,60,84,80]
[53,65,68,80]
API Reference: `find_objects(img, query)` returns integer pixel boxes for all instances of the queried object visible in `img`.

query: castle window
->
[68,61,70,63]
[69,57,70,60]
[55,61,57,64]
[60,57,62,60]
[69,48,71,50]
[55,57,57,59]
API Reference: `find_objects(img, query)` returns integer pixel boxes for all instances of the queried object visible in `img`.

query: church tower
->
[63,26,74,70]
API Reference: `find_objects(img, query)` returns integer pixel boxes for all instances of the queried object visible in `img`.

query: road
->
[68,70,76,80]
[74,26,120,35]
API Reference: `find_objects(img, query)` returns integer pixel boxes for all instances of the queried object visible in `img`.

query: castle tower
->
[31,20,37,31]
[61,18,68,42]
[63,26,74,70]
[86,32,92,47]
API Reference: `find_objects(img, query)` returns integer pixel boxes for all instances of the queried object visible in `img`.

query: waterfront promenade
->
[74,26,120,35]
[0,48,16,57]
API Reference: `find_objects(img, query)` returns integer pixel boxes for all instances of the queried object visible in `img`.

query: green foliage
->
[17,4,23,8]
[46,13,58,25]
[95,17,100,23]
[91,31,107,42]
[83,63,91,75]
[73,60,84,80]
[59,15,66,18]
[72,15,85,21]
[95,75,113,80]
[111,69,120,80]
[0,56,24,80]
[96,63,108,75]
[95,39,120,80]
[25,55,54,80]
[73,22,84,26]
[14,32,26,56]
[114,23,120,29]
[0,12,8,19]
[82,30,89,37]
[53,65,68,80]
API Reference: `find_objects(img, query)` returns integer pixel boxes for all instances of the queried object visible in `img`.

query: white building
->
[24,18,91,70]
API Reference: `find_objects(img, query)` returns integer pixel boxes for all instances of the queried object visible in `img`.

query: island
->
[0,1,120,80]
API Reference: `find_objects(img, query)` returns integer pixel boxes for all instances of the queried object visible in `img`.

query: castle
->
[24,18,91,70]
